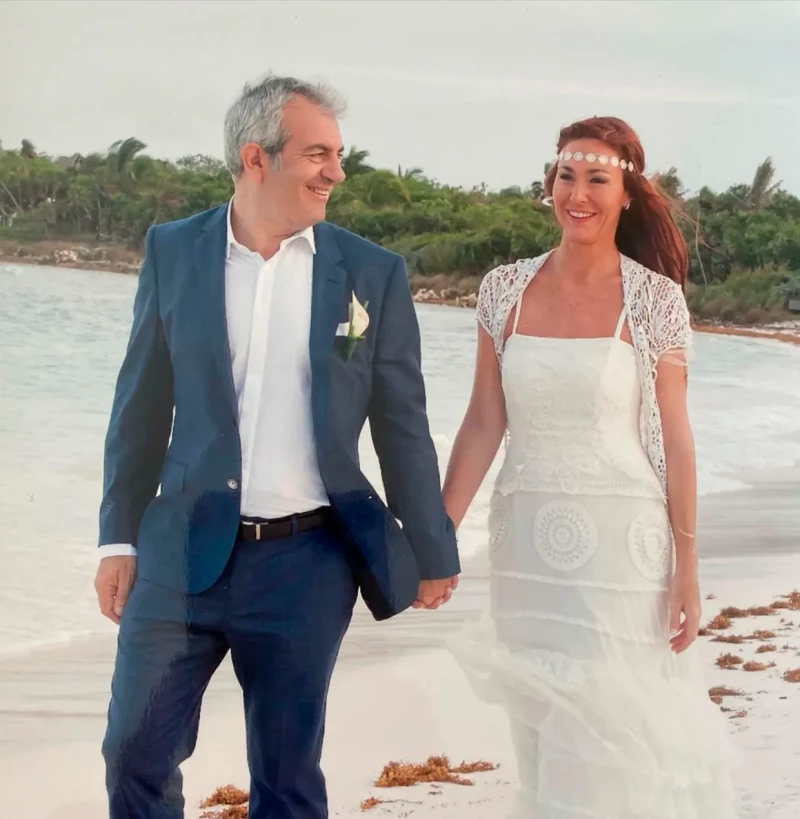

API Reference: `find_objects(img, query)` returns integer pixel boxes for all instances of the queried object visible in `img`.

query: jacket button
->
[227,479,239,490]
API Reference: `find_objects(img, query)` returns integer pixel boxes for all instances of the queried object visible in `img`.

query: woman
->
[444,117,735,818]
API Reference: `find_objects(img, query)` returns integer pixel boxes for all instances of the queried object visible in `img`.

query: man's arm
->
[95,226,174,622]
[99,225,174,545]
[368,256,460,588]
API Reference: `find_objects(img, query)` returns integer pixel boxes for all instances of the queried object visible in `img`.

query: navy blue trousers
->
[102,526,357,819]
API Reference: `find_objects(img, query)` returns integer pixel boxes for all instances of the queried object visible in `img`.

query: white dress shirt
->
[99,201,329,559]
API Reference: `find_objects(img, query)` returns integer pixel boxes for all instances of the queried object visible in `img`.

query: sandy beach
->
[1,469,799,819]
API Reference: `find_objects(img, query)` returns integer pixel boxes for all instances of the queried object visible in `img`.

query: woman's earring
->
[623,201,631,210]
[542,196,554,207]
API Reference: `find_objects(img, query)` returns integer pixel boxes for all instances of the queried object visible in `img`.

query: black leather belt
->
[238,507,331,542]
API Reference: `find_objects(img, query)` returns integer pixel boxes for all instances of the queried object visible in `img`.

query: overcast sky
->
[1,0,799,194]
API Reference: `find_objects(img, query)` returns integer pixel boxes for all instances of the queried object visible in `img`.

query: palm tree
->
[20,139,37,159]
[62,151,115,239]
[108,137,147,181]
[746,157,781,210]
[54,153,82,172]
[397,164,424,180]
[359,170,410,207]
[652,166,684,200]
[341,146,373,177]
[60,174,95,235]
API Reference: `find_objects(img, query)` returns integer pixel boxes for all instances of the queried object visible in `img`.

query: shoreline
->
[412,287,800,344]
[0,239,141,275]
[3,241,798,344]
[691,323,800,345]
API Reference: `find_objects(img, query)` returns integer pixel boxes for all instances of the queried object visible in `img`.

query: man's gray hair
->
[223,73,346,177]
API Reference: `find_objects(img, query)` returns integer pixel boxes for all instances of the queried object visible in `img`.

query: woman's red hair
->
[544,116,689,290]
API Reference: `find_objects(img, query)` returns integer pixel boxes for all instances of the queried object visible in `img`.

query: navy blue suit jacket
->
[99,204,460,620]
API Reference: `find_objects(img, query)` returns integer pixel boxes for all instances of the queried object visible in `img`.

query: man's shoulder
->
[150,204,226,244]
[317,222,402,268]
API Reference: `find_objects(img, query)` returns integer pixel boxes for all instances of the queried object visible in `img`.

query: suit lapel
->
[310,223,348,363]
[195,204,238,423]
[309,223,348,450]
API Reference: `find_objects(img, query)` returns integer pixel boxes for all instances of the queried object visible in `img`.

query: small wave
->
[0,627,104,661]
[692,374,747,389]
[696,471,749,497]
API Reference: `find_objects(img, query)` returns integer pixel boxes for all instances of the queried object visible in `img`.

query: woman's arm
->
[656,350,701,653]
[442,326,508,529]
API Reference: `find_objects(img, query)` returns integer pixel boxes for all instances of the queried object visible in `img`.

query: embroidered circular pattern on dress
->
[533,501,597,571]
[627,512,671,581]
[488,492,512,558]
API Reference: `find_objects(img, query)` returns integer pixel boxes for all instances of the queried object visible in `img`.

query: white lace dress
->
[450,256,736,819]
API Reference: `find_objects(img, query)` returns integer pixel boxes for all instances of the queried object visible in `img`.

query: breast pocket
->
[331,337,373,393]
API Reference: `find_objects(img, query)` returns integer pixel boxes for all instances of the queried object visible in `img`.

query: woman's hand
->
[669,565,702,653]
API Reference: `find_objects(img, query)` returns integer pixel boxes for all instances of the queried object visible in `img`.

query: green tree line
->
[1,138,799,320]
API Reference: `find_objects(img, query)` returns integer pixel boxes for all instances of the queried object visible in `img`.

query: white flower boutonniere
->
[344,293,369,360]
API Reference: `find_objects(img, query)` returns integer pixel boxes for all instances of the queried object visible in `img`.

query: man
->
[95,74,460,819]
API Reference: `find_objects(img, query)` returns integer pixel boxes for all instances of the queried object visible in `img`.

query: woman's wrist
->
[674,551,698,577]
[672,524,697,569]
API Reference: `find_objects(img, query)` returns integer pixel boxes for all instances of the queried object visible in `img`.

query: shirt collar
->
[225,198,316,260]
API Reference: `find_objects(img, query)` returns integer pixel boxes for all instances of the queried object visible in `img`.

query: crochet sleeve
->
[476,267,499,339]
[477,262,520,361]
[652,277,693,367]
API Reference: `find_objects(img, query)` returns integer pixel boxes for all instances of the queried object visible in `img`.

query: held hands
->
[95,556,137,625]
[412,575,459,610]
[669,564,701,653]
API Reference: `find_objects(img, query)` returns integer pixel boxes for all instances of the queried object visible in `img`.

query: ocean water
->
[1,262,799,655]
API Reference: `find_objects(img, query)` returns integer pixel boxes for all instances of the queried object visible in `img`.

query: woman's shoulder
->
[621,254,685,298]
[476,251,553,339]
[621,255,691,352]
[479,251,553,298]
[621,256,689,330]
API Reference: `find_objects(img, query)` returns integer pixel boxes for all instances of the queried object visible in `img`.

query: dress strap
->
[510,291,525,336]
[613,306,627,340]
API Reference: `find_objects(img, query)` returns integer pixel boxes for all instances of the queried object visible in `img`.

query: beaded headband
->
[557,150,635,173]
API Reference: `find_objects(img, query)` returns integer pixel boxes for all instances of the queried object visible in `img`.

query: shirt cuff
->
[98,543,137,559]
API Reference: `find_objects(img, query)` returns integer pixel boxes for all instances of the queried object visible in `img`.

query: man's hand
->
[95,556,137,625]
[412,576,459,610]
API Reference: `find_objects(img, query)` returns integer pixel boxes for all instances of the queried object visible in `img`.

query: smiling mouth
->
[307,185,331,199]
[567,210,596,222]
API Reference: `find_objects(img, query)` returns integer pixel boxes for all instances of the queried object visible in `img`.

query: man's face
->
[249,95,346,232]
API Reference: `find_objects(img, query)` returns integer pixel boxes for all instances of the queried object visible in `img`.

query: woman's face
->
[551,138,630,246]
